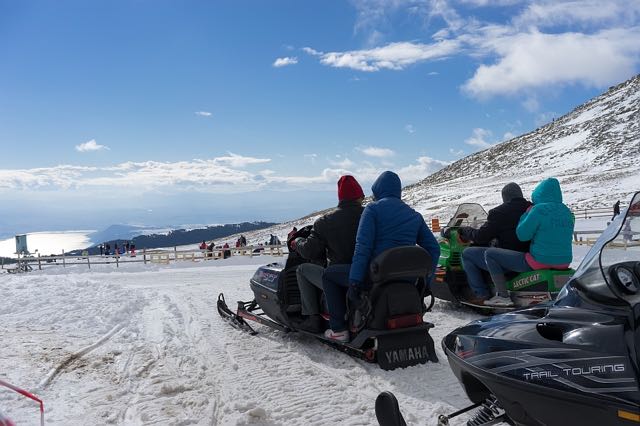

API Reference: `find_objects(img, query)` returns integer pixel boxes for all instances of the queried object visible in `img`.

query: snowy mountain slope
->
[404,74,640,220]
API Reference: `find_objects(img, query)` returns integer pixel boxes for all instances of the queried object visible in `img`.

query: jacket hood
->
[532,177,563,204]
[372,171,402,200]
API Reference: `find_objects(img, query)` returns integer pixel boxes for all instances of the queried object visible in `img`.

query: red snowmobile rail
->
[0,379,44,426]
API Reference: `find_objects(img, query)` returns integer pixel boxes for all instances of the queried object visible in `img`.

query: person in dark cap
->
[290,175,365,333]
[458,182,531,305]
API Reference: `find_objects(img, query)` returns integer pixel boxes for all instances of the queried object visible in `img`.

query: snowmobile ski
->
[216,293,257,335]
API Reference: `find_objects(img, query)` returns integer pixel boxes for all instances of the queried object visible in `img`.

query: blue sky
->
[1,0,639,234]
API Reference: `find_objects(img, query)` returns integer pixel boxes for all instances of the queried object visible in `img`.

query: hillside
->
[404,74,640,219]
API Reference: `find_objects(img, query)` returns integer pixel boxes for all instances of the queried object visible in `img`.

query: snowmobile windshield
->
[570,192,640,307]
[446,203,488,228]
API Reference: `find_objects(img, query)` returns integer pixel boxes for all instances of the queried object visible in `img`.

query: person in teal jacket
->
[483,177,574,307]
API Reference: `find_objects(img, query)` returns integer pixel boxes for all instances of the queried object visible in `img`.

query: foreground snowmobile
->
[431,203,574,313]
[217,227,438,370]
[376,192,640,425]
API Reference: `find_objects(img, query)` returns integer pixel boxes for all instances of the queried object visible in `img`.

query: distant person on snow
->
[290,175,365,333]
[223,242,231,259]
[269,234,281,245]
[612,200,621,220]
[199,240,207,250]
[455,182,531,305]
[240,235,247,246]
[323,171,440,342]
[482,177,574,307]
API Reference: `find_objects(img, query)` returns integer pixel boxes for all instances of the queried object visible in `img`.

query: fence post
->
[38,253,42,270]
[87,256,91,270]
[174,246,177,263]
[116,255,119,268]
[143,248,147,265]
[62,249,66,268]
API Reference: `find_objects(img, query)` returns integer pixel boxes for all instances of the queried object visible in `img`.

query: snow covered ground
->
[1,243,593,426]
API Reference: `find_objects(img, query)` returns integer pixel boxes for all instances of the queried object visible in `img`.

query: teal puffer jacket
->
[516,178,574,265]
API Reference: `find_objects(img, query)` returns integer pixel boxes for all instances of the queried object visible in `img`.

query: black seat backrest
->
[369,246,432,286]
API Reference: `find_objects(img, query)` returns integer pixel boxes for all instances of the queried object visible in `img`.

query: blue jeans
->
[484,248,532,297]
[461,247,491,298]
[322,264,351,332]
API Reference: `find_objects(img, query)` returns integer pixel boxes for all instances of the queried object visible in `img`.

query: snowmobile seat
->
[362,246,433,330]
[369,246,432,287]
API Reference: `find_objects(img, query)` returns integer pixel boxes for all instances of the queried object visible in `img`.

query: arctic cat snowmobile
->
[431,203,574,313]
[375,192,640,426]
[217,226,438,370]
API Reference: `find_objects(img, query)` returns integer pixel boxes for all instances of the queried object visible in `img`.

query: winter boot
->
[295,314,324,333]
[484,295,515,307]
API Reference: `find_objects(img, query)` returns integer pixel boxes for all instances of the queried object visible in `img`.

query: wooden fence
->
[2,245,286,272]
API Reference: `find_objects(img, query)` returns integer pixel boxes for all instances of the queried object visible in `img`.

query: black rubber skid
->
[217,293,257,335]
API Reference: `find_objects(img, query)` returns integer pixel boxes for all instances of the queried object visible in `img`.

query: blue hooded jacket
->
[516,177,574,265]
[349,171,440,286]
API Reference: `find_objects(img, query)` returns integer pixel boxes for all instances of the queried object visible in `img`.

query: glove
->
[441,227,452,239]
[347,284,362,303]
[458,226,473,242]
[290,237,303,251]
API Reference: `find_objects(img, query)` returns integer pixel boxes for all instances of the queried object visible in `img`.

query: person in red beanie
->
[290,175,365,333]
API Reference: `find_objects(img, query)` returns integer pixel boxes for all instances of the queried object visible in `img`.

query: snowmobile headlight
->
[611,265,639,295]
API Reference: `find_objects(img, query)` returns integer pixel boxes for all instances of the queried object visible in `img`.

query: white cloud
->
[302,47,322,56]
[357,146,396,158]
[522,96,540,112]
[273,57,298,67]
[0,152,453,195]
[195,111,212,117]
[329,157,356,169]
[427,71,439,75]
[462,28,640,98]
[315,40,461,72]
[303,153,318,163]
[398,156,450,184]
[458,0,523,7]
[302,0,640,101]
[514,1,640,29]
[503,131,516,141]
[405,124,416,134]
[465,128,493,149]
[212,152,271,168]
[535,111,557,127]
[75,139,109,152]
[449,148,465,156]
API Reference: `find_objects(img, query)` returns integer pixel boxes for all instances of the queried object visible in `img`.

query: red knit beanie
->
[337,175,364,201]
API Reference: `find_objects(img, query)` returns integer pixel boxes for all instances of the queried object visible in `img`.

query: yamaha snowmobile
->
[431,203,574,313]
[375,192,640,425]
[217,226,438,370]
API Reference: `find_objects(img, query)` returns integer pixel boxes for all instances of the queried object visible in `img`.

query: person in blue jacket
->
[483,177,574,307]
[322,171,441,342]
